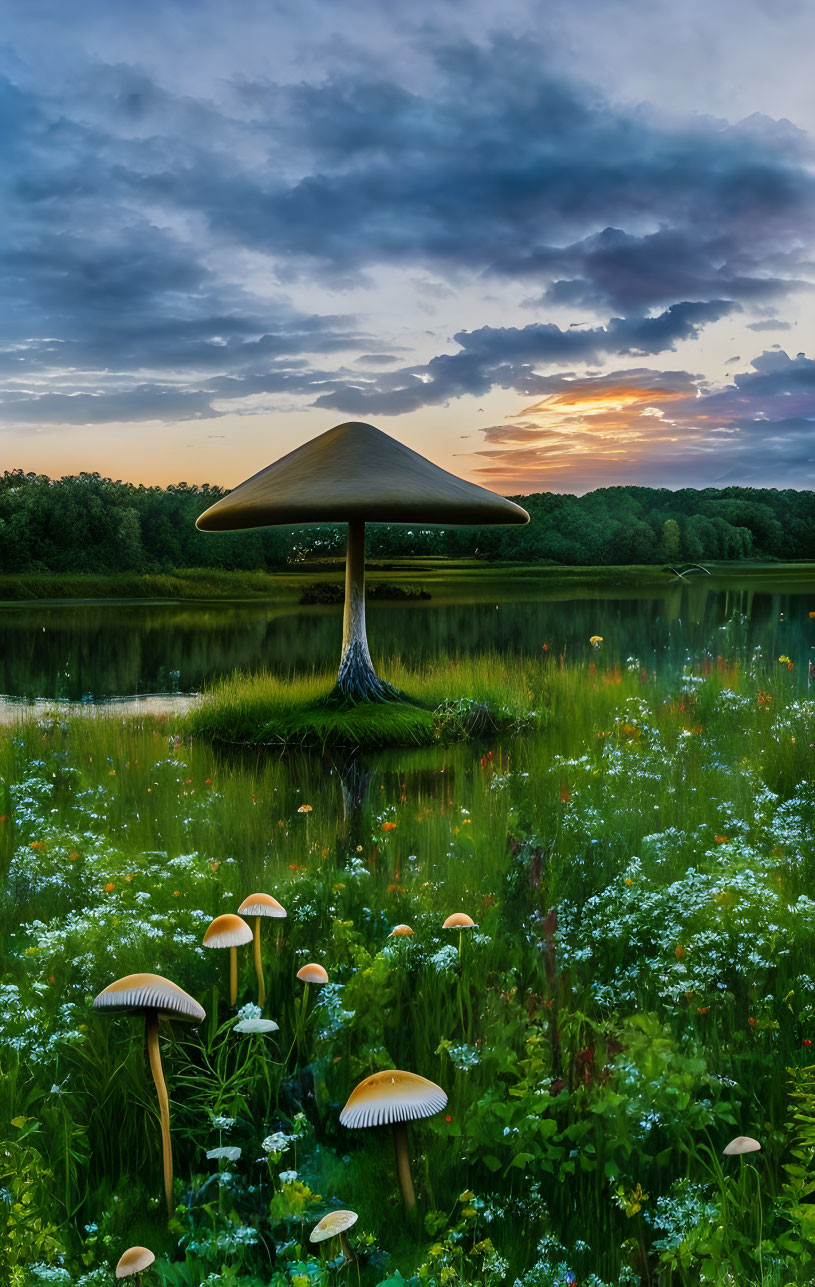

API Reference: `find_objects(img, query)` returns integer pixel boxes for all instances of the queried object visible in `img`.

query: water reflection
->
[1,571,814,700]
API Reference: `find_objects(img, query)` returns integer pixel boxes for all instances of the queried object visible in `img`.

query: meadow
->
[2,597,815,1285]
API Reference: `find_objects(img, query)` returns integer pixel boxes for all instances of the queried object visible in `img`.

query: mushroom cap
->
[203,914,253,949]
[115,1246,156,1278]
[340,1069,447,1129]
[390,924,414,936]
[442,912,475,929]
[297,962,329,984]
[196,422,529,531]
[723,1135,761,1155]
[94,973,205,1023]
[238,892,287,919]
[310,1209,359,1243]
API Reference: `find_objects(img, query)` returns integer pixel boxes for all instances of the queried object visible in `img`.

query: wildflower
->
[542,642,549,652]
[697,1007,709,1014]
[69,852,79,861]
[560,781,571,803]
[445,1115,452,1122]
[30,841,44,851]
[108,769,116,776]
[589,635,603,647]
[104,882,115,893]
[205,778,212,785]
[804,1039,813,1048]
[714,835,730,844]
[675,944,685,960]
[297,804,313,814]
[749,1017,756,1027]
[173,890,180,897]
[381,821,396,832]
[625,877,634,886]
[210,860,220,871]
[779,655,794,670]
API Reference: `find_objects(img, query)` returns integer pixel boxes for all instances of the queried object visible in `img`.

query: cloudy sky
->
[3,0,815,494]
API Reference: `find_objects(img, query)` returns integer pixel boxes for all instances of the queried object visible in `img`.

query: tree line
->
[1,470,814,572]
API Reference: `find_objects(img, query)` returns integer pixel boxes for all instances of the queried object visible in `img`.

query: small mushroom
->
[723,1136,761,1155]
[293,962,328,1057]
[115,1245,155,1281]
[443,911,475,955]
[390,924,414,937]
[237,893,287,1006]
[340,1069,447,1211]
[310,1208,358,1262]
[203,914,253,1006]
[94,974,204,1217]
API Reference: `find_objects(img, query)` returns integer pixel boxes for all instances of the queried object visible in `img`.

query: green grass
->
[3,637,815,1284]
[184,653,536,748]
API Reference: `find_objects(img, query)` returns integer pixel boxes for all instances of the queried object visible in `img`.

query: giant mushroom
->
[94,974,205,1217]
[196,422,529,702]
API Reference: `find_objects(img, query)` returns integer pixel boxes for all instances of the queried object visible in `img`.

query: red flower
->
[748,1017,756,1027]
[445,1115,452,1122]
[804,1039,812,1048]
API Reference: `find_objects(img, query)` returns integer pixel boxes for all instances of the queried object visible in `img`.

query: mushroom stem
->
[392,1122,416,1210]
[339,1231,355,1262]
[229,946,238,1006]
[336,520,398,703]
[253,917,266,1007]
[145,1011,173,1218]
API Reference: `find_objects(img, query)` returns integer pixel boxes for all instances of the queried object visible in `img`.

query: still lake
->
[1,566,814,704]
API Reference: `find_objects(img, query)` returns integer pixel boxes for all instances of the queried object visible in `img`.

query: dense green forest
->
[1,469,814,572]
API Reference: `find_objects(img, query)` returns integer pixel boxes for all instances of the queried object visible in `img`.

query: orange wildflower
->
[297,804,313,814]
[675,944,686,960]
[381,821,397,832]
[104,882,115,893]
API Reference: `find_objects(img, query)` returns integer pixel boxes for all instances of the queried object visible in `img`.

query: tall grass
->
[2,639,815,1283]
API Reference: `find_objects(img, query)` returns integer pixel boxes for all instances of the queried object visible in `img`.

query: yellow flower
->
[297,804,313,813]
[589,635,604,646]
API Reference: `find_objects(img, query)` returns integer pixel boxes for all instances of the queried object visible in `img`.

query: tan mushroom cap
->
[443,913,475,929]
[203,914,253,949]
[340,1069,447,1129]
[238,893,287,918]
[115,1245,156,1278]
[310,1209,359,1243]
[196,422,530,531]
[390,924,414,937]
[723,1135,761,1155]
[94,973,205,1023]
[297,962,329,984]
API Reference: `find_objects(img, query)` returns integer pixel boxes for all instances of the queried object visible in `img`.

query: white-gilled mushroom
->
[203,913,253,1006]
[390,924,414,937]
[115,1245,155,1281]
[94,974,205,1217]
[340,1069,446,1211]
[291,962,328,1059]
[196,422,529,702]
[310,1209,358,1262]
[237,893,287,1006]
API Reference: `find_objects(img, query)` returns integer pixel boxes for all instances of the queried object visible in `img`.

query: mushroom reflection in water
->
[237,892,287,1007]
[94,974,205,1217]
[203,913,253,1006]
[195,422,528,702]
[340,1069,447,1211]
[310,1208,358,1263]
[115,1245,155,1282]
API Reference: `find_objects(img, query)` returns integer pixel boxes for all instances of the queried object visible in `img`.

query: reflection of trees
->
[1,582,814,699]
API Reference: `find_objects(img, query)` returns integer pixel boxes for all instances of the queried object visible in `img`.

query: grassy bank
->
[184,654,536,749]
[5,559,811,603]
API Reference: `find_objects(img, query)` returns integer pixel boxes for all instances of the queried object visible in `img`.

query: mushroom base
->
[335,638,400,704]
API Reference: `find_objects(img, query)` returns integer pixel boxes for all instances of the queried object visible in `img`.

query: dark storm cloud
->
[313,302,737,415]
[1,31,813,426]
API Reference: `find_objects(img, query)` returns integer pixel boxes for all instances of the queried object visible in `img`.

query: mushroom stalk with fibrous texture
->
[291,962,328,1061]
[237,893,287,1007]
[203,914,253,1006]
[94,975,205,1218]
[340,1069,447,1211]
[195,421,529,703]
